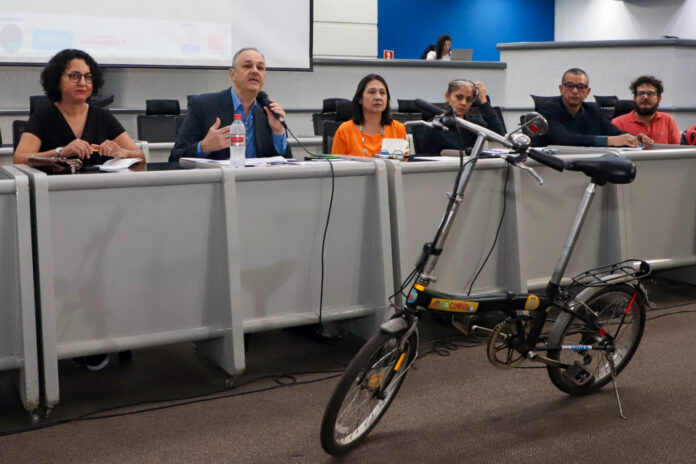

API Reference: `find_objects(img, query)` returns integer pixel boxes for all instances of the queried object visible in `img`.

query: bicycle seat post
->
[546,181,598,299]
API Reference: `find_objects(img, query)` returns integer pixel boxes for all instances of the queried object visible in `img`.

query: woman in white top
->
[426,34,452,61]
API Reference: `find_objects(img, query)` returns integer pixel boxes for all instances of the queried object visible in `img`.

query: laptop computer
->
[450,49,473,61]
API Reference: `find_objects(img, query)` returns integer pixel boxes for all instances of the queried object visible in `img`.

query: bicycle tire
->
[546,284,645,395]
[320,329,418,455]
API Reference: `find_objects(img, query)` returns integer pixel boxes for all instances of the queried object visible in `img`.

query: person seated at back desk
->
[426,34,452,61]
[612,75,681,145]
[537,68,652,147]
[415,79,506,155]
[169,47,291,162]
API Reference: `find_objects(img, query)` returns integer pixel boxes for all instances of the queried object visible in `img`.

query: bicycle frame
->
[319,113,651,456]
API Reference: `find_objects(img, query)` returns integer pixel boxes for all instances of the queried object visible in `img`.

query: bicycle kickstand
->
[606,352,628,420]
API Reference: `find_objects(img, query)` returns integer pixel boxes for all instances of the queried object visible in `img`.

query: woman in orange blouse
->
[331,74,407,157]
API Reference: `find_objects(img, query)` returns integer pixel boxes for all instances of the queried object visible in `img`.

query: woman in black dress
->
[14,49,143,164]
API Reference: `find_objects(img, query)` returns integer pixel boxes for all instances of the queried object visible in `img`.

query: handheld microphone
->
[256,91,288,129]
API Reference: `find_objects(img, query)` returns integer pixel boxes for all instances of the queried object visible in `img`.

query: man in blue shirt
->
[170,47,291,161]
[538,68,651,147]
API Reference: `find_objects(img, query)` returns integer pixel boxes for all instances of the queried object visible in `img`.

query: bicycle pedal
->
[564,361,595,387]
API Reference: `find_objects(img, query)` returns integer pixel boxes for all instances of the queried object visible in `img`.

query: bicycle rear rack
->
[570,259,651,288]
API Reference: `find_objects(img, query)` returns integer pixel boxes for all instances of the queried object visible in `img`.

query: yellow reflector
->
[367,373,383,389]
[394,352,407,371]
[414,283,425,291]
[525,294,540,310]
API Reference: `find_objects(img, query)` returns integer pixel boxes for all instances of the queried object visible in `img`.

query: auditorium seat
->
[137,99,182,143]
[12,120,28,151]
[595,95,618,120]
[420,44,435,59]
[321,100,353,154]
[312,98,350,136]
[29,95,51,115]
[530,94,557,112]
[468,95,507,133]
[393,99,425,127]
[613,99,635,118]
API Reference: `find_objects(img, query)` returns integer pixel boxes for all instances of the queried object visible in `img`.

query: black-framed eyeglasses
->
[636,91,658,98]
[562,82,588,91]
[65,71,94,83]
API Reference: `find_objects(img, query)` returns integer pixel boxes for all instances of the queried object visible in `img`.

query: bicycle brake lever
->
[518,163,544,185]
[500,153,544,185]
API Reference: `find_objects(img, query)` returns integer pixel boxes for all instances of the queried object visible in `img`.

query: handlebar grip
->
[414,99,446,116]
[527,148,565,172]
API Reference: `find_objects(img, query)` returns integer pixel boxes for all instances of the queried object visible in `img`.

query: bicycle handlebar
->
[412,99,565,174]
[527,148,565,172]
[413,99,513,148]
[413,98,446,117]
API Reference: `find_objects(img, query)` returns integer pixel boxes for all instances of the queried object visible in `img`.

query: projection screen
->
[0,0,312,69]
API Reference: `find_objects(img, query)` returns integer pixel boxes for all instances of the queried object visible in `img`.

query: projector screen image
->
[0,0,312,69]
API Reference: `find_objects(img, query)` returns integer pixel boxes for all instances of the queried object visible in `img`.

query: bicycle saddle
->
[565,153,636,185]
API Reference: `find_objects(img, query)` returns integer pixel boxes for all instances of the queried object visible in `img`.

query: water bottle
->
[230,114,246,167]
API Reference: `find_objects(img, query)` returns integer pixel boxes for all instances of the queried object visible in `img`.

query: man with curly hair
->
[612,75,680,145]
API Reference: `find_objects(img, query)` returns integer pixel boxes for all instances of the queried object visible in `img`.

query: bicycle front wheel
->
[320,329,418,455]
[546,284,645,395]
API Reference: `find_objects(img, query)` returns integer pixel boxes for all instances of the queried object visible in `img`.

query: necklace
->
[358,125,385,155]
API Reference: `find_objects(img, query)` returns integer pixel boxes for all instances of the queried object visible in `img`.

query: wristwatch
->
[55,146,63,157]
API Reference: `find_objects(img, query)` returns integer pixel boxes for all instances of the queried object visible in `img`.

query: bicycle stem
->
[418,134,487,282]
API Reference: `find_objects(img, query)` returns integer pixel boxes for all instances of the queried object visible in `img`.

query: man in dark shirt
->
[538,68,652,147]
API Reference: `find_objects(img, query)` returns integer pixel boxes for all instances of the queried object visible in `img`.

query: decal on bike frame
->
[428,298,479,313]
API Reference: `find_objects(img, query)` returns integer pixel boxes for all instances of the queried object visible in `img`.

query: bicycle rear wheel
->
[546,284,645,395]
[320,329,418,455]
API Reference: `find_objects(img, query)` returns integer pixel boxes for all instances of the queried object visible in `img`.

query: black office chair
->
[594,95,618,120]
[321,100,354,154]
[492,106,507,134]
[613,99,635,118]
[136,99,181,142]
[393,99,424,126]
[334,100,353,123]
[322,120,343,154]
[465,95,507,134]
[29,95,52,115]
[594,95,618,107]
[92,94,115,108]
[530,95,557,112]
[12,120,28,151]
[420,44,435,59]
[311,98,350,136]
[410,124,433,155]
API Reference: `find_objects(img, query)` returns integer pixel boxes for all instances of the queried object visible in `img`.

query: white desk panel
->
[0,166,39,413]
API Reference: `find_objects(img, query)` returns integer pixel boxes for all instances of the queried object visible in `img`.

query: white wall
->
[556,0,696,41]
[312,0,377,58]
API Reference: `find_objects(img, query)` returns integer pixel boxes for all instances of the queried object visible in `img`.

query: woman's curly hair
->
[40,49,104,102]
